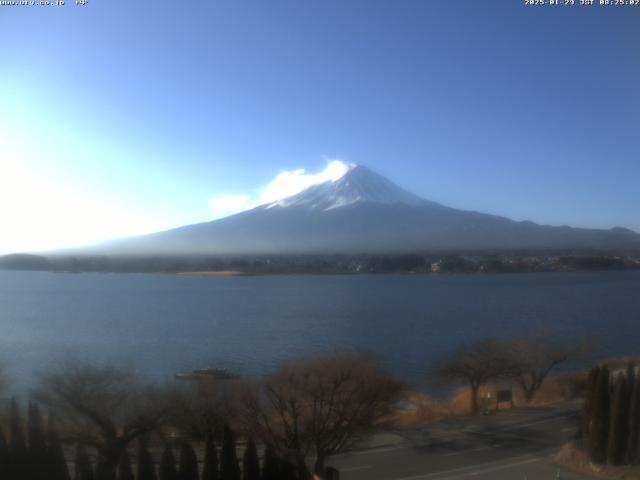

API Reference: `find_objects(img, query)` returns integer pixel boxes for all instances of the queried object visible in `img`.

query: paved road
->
[328,404,595,479]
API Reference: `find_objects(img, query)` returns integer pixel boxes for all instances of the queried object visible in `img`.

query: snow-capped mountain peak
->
[88,164,640,255]
[267,165,433,211]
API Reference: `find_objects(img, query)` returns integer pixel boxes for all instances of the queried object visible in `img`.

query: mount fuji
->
[96,165,640,255]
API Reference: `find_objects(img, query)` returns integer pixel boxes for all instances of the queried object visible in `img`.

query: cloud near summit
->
[209,160,351,219]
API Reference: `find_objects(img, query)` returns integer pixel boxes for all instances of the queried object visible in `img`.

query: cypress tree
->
[137,438,157,480]
[242,437,260,480]
[0,427,9,480]
[47,413,72,480]
[28,402,48,480]
[8,398,28,480]
[74,444,95,480]
[627,363,636,389]
[628,373,640,464]
[202,433,219,480]
[27,403,49,480]
[178,441,199,480]
[278,458,297,480]
[607,374,630,465]
[95,453,115,480]
[588,365,611,464]
[159,444,179,480]
[116,450,135,480]
[220,425,240,480]
[260,445,279,480]
[581,366,600,441]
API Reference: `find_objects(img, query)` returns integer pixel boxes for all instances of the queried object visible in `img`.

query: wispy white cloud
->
[209,159,351,219]
[259,160,350,204]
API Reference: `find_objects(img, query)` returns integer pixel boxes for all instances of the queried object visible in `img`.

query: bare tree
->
[164,378,240,441]
[435,340,516,415]
[34,361,172,479]
[243,351,404,479]
[505,333,590,402]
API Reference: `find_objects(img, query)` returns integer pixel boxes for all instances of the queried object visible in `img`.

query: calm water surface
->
[0,270,638,391]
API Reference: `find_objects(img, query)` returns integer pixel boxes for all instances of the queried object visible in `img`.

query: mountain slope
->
[96,166,640,255]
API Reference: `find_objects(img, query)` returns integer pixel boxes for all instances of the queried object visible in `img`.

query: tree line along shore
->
[1,250,639,275]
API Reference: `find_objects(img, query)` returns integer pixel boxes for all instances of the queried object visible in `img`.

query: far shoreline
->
[1,268,640,279]
[1,250,639,276]
[175,270,245,277]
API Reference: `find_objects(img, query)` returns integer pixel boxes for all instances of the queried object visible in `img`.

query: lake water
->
[0,270,638,392]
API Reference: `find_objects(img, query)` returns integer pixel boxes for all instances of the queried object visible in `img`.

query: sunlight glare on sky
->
[0,96,182,254]
[0,143,171,254]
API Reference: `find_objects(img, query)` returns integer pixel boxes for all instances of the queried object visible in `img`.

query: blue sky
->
[0,1,638,253]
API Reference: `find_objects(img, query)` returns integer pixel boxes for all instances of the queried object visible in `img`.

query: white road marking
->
[434,457,543,479]
[492,411,535,416]
[335,413,569,475]
[500,416,566,430]
[440,445,496,457]
[391,450,553,480]
[470,446,494,452]
[336,415,564,460]
[341,465,373,472]
[334,445,404,457]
